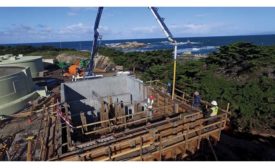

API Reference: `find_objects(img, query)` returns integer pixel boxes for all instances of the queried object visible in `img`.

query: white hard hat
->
[211,100,218,106]
[87,111,92,116]
[194,91,199,96]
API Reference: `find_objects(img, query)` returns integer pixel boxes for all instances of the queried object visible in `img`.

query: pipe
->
[172,44,177,100]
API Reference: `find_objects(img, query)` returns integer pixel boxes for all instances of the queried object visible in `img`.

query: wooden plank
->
[47,115,56,158]
[55,110,62,156]
[64,103,73,150]
[50,85,229,161]
[80,112,88,132]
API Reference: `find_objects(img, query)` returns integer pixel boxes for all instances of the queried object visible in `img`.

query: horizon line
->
[1,33,275,45]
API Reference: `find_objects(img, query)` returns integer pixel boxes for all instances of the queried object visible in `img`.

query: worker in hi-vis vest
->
[145,95,155,119]
[210,100,218,117]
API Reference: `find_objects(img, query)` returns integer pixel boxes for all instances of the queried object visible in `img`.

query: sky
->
[0,7,275,44]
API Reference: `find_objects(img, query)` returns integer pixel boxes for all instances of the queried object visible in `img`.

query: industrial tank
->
[0,65,39,116]
[0,54,44,78]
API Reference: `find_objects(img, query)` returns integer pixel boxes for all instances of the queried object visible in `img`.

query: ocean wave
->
[105,42,122,47]
[177,46,219,53]
[177,41,201,45]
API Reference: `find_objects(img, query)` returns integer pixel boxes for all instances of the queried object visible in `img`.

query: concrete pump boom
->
[87,7,104,76]
[149,7,177,44]
[87,7,178,99]
[149,7,178,99]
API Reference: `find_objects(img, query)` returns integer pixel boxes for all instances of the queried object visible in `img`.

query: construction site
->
[0,7,231,161]
[0,74,230,161]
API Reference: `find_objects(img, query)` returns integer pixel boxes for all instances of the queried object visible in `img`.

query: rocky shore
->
[106,41,146,49]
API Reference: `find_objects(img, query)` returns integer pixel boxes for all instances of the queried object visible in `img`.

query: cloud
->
[0,18,267,44]
[0,21,235,44]
[98,26,110,34]
[118,22,235,38]
[181,23,211,34]
[0,22,94,43]
[168,23,233,36]
[59,23,91,35]
[36,24,53,33]
[0,24,56,43]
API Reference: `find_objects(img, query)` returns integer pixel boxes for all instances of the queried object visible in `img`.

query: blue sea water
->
[2,34,275,55]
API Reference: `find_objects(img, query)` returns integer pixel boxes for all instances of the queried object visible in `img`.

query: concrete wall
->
[126,76,147,102]
[0,66,39,116]
[61,76,146,103]
[61,75,148,119]
[0,56,44,78]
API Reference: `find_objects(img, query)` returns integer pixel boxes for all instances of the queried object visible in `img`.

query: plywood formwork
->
[1,77,230,161]
[45,77,230,161]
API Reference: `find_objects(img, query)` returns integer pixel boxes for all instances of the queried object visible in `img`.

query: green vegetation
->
[98,47,173,73]
[1,43,274,132]
[99,43,275,132]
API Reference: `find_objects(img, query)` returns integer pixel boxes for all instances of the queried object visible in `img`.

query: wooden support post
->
[164,98,168,114]
[107,97,112,127]
[108,96,113,105]
[41,107,50,161]
[48,115,56,159]
[197,119,203,150]
[159,134,163,161]
[100,99,107,128]
[156,93,160,106]
[26,136,34,161]
[39,105,46,160]
[116,104,123,124]
[55,108,62,156]
[184,117,189,153]
[226,103,230,113]
[134,102,138,116]
[182,92,185,102]
[64,103,72,150]
[108,146,112,160]
[145,86,149,99]
[174,103,179,113]
[140,136,143,160]
[80,112,88,132]
[224,114,228,128]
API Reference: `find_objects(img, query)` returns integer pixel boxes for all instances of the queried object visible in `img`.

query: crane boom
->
[86,7,178,99]
[87,7,104,76]
[149,7,178,99]
[149,7,177,44]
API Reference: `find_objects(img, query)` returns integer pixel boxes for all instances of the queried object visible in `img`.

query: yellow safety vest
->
[210,106,218,116]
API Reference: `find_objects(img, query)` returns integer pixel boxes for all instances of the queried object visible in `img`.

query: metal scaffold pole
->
[172,44,177,100]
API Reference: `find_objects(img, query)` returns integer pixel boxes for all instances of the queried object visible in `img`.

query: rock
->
[107,41,146,49]
[56,54,83,64]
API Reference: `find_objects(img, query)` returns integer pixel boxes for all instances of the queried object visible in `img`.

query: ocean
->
[3,34,275,55]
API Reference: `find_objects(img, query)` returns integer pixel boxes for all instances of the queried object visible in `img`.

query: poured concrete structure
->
[0,66,39,116]
[51,78,229,161]
[0,54,44,78]
[61,75,147,124]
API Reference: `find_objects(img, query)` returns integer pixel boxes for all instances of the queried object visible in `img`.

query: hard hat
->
[194,91,199,96]
[149,95,154,100]
[211,100,218,106]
